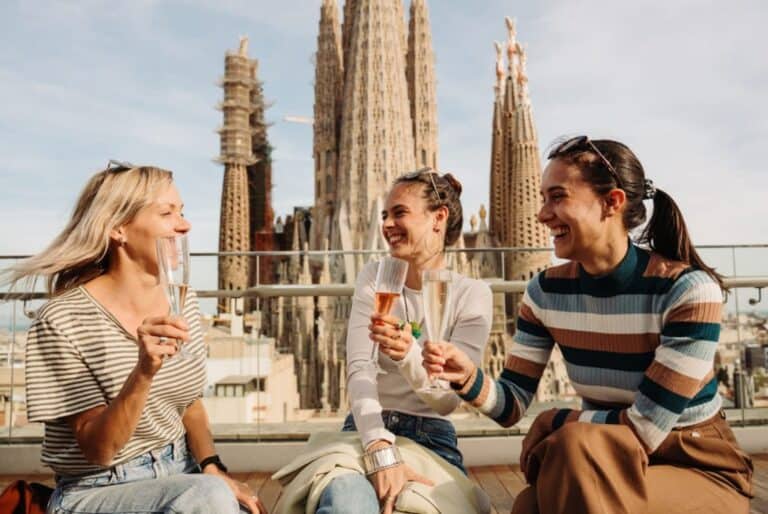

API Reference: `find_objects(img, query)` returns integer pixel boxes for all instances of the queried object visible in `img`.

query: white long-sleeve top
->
[346,261,493,448]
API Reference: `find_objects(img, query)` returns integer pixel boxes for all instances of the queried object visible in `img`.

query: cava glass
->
[419,269,452,391]
[156,234,192,360]
[371,256,409,374]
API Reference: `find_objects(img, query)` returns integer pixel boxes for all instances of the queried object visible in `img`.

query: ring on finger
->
[396,320,406,331]
[158,336,168,344]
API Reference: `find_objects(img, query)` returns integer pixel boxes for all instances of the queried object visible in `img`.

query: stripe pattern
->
[457,245,723,452]
[25,286,207,475]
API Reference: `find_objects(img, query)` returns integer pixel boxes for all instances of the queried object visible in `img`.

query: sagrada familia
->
[215,0,563,411]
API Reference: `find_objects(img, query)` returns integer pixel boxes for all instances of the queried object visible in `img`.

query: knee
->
[182,475,239,514]
[544,422,596,463]
[317,473,377,514]
[510,486,538,514]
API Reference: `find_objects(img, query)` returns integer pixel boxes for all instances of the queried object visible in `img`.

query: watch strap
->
[199,454,228,473]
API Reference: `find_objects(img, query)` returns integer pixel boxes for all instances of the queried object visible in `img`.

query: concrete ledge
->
[1,426,765,474]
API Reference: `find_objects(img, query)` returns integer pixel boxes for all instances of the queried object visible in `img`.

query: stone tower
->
[336,0,416,250]
[488,41,505,239]
[247,58,276,288]
[313,0,438,257]
[313,0,344,246]
[406,0,438,169]
[494,18,550,282]
[341,0,358,70]
[217,37,255,312]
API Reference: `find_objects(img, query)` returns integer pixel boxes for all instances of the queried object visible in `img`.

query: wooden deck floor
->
[3,455,767,513]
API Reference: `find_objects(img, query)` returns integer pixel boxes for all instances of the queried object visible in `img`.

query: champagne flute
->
[370,256,409,374]
[418,269,453,391]
[156,234,192,360]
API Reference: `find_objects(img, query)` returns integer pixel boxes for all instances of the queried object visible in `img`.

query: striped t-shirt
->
[456,244,723,452]
[25,286,207,475]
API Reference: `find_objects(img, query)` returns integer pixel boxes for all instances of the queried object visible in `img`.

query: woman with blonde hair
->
[4,161,265,514]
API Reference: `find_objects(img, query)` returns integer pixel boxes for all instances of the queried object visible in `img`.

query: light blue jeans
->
[316,411,465,514]
[48,437,243,514]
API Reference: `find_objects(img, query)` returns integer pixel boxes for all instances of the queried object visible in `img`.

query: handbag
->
[0,480,53,514]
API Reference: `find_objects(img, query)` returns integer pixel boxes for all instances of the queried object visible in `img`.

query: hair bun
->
[443,173,463,196]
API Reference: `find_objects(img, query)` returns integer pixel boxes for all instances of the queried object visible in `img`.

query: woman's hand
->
[519,408,559,483]
[366,442,434,514]
[421,341,475,385]
[369,313,413,362]
[203,468,267,514]
[135,315,189,377]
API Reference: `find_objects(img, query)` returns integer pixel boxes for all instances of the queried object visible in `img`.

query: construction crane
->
[283,115,314,125]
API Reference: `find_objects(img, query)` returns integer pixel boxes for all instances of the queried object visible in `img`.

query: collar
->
[578,241,638,296]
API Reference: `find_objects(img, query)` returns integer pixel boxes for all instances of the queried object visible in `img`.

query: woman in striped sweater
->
[5,162,263,514]
[423,136,753,513]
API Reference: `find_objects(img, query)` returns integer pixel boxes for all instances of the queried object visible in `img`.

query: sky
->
[0,0,767,316]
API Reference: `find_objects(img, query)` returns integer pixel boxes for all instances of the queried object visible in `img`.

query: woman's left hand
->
[369,313,413,362]
[519,408,559,483]
[204,469,267,514]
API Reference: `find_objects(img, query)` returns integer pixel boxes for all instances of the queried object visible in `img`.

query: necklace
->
[402,290,423,339]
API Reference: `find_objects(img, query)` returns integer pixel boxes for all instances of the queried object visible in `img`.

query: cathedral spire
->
[341,0,358,72]
[313,0,344,248]
[503,27,550,281]
[513,42,538,143]
[216,36,255,312]
[407,0,438,169]
[337,0,415,248]
[503,17,520,113]
[489,41,505,240]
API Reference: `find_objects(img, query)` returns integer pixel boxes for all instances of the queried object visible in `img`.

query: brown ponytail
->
[549,136,725,290]
[640,188,724,289]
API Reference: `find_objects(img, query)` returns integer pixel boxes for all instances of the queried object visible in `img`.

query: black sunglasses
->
[548,136,624,189]
[400,167,441,200]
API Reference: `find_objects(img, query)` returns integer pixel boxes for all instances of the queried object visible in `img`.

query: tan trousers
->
[511,411,753,514]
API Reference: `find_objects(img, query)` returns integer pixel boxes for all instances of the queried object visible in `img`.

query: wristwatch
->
[199,454,228,473]
[362,445,403,475]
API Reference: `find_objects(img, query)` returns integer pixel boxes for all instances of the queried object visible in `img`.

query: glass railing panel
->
[1,247,766,442]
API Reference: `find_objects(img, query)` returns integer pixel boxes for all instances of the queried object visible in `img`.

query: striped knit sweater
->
[455,244,724,452]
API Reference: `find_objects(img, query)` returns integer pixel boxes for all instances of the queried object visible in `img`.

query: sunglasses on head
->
[106,159,138,173]
[401,167,441,200]
[548,136,624,189]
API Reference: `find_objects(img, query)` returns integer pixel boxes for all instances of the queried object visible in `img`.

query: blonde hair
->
[3,165,174,295]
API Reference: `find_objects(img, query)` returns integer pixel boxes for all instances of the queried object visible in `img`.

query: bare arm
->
[182,398,216,464]
[66,315,188,466]
[182,398,266,514]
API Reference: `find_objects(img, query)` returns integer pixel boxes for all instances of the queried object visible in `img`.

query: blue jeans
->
[316,411,465,514]
[48,437,242,514]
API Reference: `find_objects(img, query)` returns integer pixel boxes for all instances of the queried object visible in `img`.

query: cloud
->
[0,0,766,258]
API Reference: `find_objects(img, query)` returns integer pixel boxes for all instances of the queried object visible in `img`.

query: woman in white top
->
[4,162,264,514]
[316,169,493,514]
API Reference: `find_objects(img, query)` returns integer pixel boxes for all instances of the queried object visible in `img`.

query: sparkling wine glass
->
[418,269,453,391]
[370,256,409,374]
[156,234,192,360]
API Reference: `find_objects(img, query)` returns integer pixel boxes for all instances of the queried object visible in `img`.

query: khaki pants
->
[511,411,753,514]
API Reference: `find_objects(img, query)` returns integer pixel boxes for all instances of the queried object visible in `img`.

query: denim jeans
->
[316,411,465,514]
[48,437,242,514]
[343,411,465,474]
